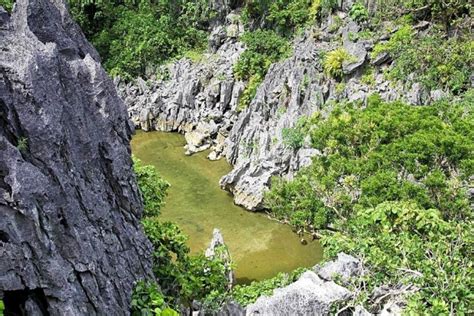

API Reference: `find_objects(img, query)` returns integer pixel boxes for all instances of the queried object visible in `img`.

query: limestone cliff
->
[0,0,152,314]
[118,8,443,211]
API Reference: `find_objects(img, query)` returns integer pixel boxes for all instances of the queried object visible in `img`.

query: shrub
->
[179,250,232,309]
[68,0,211,79]
[131,281,179,316]
[133,157,169,217]
[266,95,474,230]
[266,95,474,312]
[0,0,13,12]
[238,74,262,111]
[142,219,189,298]
[370,0,472,31]
[323,48,354,78]
[267,0,314,35]
[349,2,369,23]
[322,202,474,314]
[372,26,473,93]
[234,30,290,110]
[242,0,320,35]
[282,127,305,149]
[320,0,338,15]
[234,30,291,81]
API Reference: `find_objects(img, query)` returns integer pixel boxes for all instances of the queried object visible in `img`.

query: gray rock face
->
[316,253,364,283]
[205,228,235,287]
[246,271,352,316]
[245,254,362,316]
[117,14,245,161]
[0,0,152,314]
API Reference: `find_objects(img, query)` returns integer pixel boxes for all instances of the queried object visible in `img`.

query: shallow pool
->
[131,131,323,283]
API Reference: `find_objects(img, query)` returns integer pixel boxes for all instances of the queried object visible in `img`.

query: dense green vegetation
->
[266,93,474,313]
[133,157,169,217]
[67,0,213,79]
[0,0,12,11]
[132,157,231,314]
[372,26,473,94]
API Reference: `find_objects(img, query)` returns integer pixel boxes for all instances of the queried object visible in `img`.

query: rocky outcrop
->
[118,8,448,211]
[205,229,235,288]
[246,271,351,315]
[0,0,152,314]
[246,254,361,316]
[242,254,408,316]
[117,12,246,160]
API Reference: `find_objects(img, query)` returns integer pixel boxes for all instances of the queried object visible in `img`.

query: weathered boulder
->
[315,253,364,283]
[246,271,352,316]
[241,254,363,315]
[0,0,152,314]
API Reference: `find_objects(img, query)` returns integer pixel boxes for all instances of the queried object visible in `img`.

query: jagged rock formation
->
[118,8,447,211]
[246,270,352,315]
[245,254,361,316]
[231,254,402,316]
[117,12,245,159]
[205,228,235,288]
[0,0,153,314]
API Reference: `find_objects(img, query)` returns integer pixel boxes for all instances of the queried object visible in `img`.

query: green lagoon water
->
[132,131,323,283]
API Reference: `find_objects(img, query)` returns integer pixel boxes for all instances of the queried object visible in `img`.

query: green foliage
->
[360,67,376,86]
[266,0,315,35]
[266,94,474,312]
[282,127,305,150]
[68,0,211,79]
[179,249,232,308]
[133,157,231,312]
[133,157,169,217]
[373,26,473,94]
[266,95,473,230]
[323,48,354,79]
[322,201,474,314]
[349,2,368,23]
[0,300,4,316]
[131,280,179,316]
[320,0,338,12]
[371,0,472,30]
[282,116,311,150]
[142,219,189,297]
[141,220,232,310]
[238,74,262,111]
[234,30,291,81]
[0,0,13,12]
[16,137,28,152]
[231,268,306,306]
[234,30,290,109]
[242,0,321,34]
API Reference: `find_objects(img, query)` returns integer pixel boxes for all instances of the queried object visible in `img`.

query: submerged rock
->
[0,0,152,314]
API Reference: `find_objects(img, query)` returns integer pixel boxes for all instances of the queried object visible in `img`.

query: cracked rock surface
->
[0,0,153,314]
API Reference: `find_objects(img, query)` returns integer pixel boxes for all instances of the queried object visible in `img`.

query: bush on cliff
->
[133,157,169,217]
[68,0,211,79]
